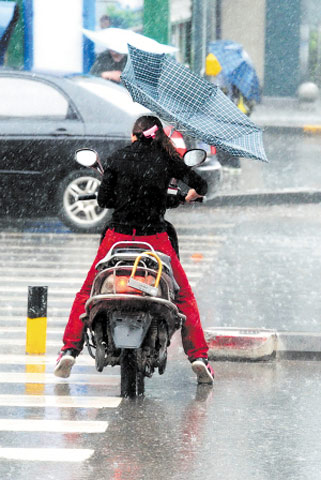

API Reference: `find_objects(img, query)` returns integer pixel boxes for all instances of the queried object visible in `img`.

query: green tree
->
[106,5,142,30]
[308,30,321,86]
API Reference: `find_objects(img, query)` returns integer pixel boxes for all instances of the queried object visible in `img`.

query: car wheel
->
[56,170,109,233]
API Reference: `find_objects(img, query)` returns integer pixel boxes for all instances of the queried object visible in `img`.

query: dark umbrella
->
[208,40,261,103]
[121,45,268,162]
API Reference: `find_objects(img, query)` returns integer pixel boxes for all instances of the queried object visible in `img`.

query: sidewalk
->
[210,95,321,205]
[251,95,321,132]
[205,97,321,359]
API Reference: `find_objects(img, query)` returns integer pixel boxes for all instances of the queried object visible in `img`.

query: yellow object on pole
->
[205,53,222,76]
[26,286,48,355]
[237,95,248,114]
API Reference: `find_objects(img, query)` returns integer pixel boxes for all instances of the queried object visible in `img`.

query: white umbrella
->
[82,28,177,55]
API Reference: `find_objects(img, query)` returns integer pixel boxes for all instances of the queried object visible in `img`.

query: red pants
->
[62,230,208,361]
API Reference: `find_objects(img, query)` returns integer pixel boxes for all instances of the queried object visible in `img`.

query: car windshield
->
[71,77,149,116]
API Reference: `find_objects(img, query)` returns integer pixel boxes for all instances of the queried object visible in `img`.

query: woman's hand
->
[185,188,203,203]
[101,70,122,82]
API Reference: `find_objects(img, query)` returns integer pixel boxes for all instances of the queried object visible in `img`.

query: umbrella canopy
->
[121,45,268,162]
[83,28,177,55]
[208,40,261,102]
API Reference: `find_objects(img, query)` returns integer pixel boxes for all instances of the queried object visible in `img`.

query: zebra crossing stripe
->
[0,354,93,365]
[0,394,121,408]
[0,447,94,462]
[0,276,83,284]
[0,286,77,295]
[0,373,120,385]
[0,418,108,433]
[176,224,233,229]
[0,327,63,333]
[0,339,61,347]
[175,235,226,240]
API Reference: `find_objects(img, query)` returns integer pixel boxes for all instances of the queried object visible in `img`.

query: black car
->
[0,70,221,232]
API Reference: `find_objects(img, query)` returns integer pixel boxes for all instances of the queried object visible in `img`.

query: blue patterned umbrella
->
[121,45,268,162]
[208,40,261,102]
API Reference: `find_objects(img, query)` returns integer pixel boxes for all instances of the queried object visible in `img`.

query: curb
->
[207,190,321,207]
[205,327,321,361]
[253,123,321,135]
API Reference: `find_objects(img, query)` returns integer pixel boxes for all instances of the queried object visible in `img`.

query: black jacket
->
[98,141,207,233]
[90,50,127,77]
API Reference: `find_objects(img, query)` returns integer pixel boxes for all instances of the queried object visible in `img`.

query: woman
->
[54,115,214,385]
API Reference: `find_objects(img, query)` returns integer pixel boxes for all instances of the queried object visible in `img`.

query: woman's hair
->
[132,115,181,161]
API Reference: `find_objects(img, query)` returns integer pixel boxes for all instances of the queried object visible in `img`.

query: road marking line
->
[0,267,89,275]
[0,339,61,347]
[0,320,67,327]
[0,269,210,287]
[0,286,77,294]
[0,419,108,433]
[0,447,94,462]
[177,223,233,229]
[0,300,72,308]
[0,232,100,239]
[0,327,62,333]
[0,373,120,385]
[0,354,94,365]
[177,235,226,240]
[0,260,92,268]
[0,239,224,252]
[0,310,68,317]
[0,235,224,247]
[0,277,83,284]
[180,250,220,254]
[0,246,99,253]
[0,394,121,408]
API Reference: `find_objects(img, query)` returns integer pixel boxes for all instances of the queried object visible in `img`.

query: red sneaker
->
[192,358,214,385]
[54,349,77,378]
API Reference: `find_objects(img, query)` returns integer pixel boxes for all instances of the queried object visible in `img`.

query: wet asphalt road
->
[218,130,321,195]
[2,128,321,479]
[1,201,321,479]
[168,202,321,333]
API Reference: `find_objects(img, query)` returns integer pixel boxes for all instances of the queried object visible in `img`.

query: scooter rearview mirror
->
[183,149,207,167]
[75,148,104,175]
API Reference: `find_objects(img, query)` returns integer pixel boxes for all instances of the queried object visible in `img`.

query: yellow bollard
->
[26,286,48,355]
[205,53,222,77]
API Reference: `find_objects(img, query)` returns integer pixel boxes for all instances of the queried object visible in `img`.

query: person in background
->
[91,13,126,82]
[90,48,127,83]
[99,14,111,29]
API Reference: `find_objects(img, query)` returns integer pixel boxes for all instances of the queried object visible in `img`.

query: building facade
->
[3,0,313,97]
[168,0,302,97]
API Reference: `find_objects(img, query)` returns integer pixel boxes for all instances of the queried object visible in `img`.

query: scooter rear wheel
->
[94,322,105,372]
[120,350,145,397]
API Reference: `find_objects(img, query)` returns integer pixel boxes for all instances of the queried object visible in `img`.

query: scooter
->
[75,148,206,397]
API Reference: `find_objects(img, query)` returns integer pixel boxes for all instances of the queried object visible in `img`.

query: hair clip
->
[142,125,158,139]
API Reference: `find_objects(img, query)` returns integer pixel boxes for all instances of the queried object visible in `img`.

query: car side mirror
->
[183,149,207,167]
[75,148,104,175]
